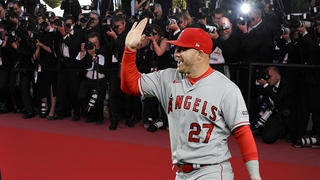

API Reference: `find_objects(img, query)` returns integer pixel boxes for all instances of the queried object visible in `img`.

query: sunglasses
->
[152,32,158,36]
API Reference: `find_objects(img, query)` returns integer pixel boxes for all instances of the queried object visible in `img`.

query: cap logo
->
[195,43,200,47]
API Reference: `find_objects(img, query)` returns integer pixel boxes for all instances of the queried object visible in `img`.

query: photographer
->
[105,14,134,130]
[60,0,81,22]
[253,66,294,144]
[7,13,37,119]
[52,16,84,121]
[237,6,274,63]
[78,32,107,125]
[33,21,57,119]
[212,16,242,81]
[0,22,9,113]
[294,18,320,147]
[152,3,167,35]
[75,12,90,30]
[87,11,101,35]
[142,24,172,132]
[77,11,102,39]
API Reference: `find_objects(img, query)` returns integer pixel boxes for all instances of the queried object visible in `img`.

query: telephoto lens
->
[293,136,320,148]
[86,89,99,112]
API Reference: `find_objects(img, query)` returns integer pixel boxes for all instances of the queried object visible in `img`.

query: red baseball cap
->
[168,28,213,54]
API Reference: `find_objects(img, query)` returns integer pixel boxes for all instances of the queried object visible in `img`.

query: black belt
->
[174,163,211,173]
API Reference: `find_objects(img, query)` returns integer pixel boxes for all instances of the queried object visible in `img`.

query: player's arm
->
[120,18,149,96]
[233,125,262,180]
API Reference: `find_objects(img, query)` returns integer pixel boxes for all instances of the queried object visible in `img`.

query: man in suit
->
[253,66,294,144]
[53,16,84,121]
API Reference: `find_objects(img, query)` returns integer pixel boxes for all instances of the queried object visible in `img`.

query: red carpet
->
[0,127,174,180]
[0,114,320,180]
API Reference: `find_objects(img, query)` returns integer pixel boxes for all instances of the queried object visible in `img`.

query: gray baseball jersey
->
[138,68,250,165]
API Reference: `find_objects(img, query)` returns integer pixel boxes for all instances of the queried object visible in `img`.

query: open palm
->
[125,18,148,50]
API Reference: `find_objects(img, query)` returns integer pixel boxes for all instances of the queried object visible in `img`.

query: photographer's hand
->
[11,41,18,49]
[238,22,248,33]
[257,78,267,86]
[208,31,219,40]
[125,18,148,51]
[2,36,7,47]
[106,29,117,40]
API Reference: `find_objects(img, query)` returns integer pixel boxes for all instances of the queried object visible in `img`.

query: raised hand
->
[125,18,148,51]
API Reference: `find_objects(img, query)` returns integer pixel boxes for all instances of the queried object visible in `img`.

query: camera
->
[53,18,63,27]
[280,26,290,35]
[46,11,56,19]
[166,15,181,26]
[236,16,246,25]
[86,41,95,50]
[219,22,230,31]
[166,18,176,26]
[39,21,50,32]
[143,19,153,36]
[6,30,18,42]
[86,89,99,112]
[102,14,114,31]
[254,97,274,129]
[255,109,272,128]
[293,136,320,147]
[80,13,90,23]
[203,24,220,33]
[255,68,270,80]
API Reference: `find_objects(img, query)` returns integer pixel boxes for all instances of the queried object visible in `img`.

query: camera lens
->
[86,42,95,50]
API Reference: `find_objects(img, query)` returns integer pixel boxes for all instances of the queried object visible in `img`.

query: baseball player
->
[121,18,262,180]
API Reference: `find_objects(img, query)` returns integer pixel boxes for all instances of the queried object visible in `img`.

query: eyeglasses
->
[152,32,158,36]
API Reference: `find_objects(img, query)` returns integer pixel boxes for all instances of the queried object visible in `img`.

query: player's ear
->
[197,50,206,58]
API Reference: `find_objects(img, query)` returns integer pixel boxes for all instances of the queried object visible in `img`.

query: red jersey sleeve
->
[120,46,141,96]
[233,125,259,162]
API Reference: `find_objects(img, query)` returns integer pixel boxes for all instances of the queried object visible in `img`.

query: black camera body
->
[280,26,290,35]
[256,68,270,80]
[202,23,220,33]
[53,18,63,27]
[237,17,246,25]
[80,13,90,23]
[143,19,153,36]
[86,41,95,50]
[102,14,114,31]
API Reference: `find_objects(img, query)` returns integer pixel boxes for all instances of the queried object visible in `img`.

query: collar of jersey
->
[187,67,215,85]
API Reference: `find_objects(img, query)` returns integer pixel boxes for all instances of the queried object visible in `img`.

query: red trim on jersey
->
[187,67,215,85]
[233,125,259,162]
[120,46,141,96]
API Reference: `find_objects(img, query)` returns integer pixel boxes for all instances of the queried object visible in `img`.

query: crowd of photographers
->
[0,0,319,147]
